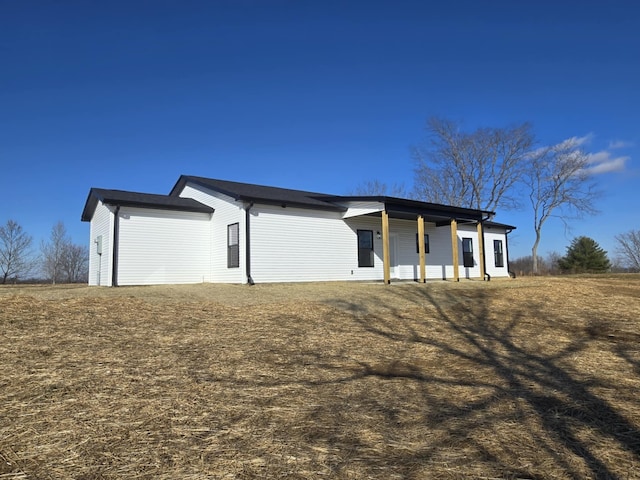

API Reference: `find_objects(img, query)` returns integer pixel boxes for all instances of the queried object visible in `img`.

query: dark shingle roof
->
[170,176,346,211]
[81,188,214,222]
[83,176,513,227]
[484,220,517,231]
[169,176,505,223]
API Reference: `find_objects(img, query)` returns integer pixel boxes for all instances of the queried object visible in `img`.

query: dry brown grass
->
[1,276,640,479]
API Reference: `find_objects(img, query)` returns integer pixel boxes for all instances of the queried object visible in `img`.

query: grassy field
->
[1,276,639,479]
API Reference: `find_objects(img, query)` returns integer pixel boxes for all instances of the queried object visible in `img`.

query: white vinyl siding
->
[417,223,484,280]
[418,223,452,280]
[385,218,429,280]
[88,201,113,286]
[85,179,514,285]
[484,227,510,278]
[115,207,211,286]
[247,210,497,283]
[382,219,474,281]
[143,181,513,283]
[249,205,386,282]
[457,224,482,279]
[179,184,245,283]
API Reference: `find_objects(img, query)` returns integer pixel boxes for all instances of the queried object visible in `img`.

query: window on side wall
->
[416,233,430,254]
[357,229,374,267]
[494,239,504,267]
[462,237,474,267]
[227,223,239,268]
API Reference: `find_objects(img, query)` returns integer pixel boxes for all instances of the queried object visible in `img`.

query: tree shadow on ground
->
[203,285,640,478]
[317,286,640,479]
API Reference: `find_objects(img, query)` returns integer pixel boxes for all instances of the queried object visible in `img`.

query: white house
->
[81,176,515,286]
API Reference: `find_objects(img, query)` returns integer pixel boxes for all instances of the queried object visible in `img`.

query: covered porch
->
[340,197,494,284]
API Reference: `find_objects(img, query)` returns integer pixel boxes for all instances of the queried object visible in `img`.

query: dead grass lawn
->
[1,276,640,479]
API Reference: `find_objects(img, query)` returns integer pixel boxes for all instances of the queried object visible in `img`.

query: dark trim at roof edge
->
[484,220,517,231]
[170,175,347,212]
[168,176,507,222]
[81,188,214,222]
[329,195,495,219]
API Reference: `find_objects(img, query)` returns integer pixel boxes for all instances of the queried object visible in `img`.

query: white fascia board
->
[340,201,384,219]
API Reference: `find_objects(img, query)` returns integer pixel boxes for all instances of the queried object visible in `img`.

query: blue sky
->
[1,0,638,262]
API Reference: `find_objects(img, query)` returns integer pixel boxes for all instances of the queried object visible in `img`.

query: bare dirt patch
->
[1,276,640,478]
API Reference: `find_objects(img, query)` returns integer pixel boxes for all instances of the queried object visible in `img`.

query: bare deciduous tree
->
[350,179,408,197]
[524,138,600,274]
[412,117,534,211]
[41,222,69,284]
[62,243,89,283]
[0,219,34,284]
[615,230,640,272]
[510,251,562,277]
[41,222,90,284]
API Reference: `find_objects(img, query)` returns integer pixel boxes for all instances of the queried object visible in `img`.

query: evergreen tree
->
[558,236,611,273]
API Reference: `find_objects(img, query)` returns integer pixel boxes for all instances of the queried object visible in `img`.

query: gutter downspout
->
[112,206,120,287]
[505,227,515,278]
[245,202,255,285]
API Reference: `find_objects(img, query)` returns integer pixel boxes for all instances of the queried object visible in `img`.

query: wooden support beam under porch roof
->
[418,215,426,283]
[359,198,493,284]
[477,221,485,280]
[382,209,391,285]
[450,218,460,282]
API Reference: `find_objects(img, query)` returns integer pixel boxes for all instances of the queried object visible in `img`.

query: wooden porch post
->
[382,210,391,284]
[450,218,459,282]
[417,215,426,283]
[477,221,485,280]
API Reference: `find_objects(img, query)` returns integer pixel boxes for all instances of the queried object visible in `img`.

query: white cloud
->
[532,134,630,175]
[552,133,594,152]
[584,151,629,175]
[586,150,611,164]
[568,133,594,147]
[558,134,630,175]
[573,133,594,146]
[608,140,634,149]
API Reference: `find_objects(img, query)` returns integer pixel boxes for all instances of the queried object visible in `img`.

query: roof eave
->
[235,195,346,212]
[80,188,102,222]
[331,195,494,221]
[101,199,213,214]
[81,187,214,222]
[484,221,517,231]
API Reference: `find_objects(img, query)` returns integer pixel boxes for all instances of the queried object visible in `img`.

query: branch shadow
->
[341,286,640,478]
[206,285,640,478]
